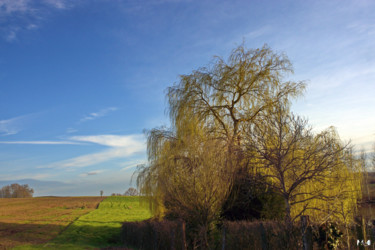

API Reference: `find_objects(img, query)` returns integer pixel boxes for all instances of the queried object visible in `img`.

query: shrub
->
[122,219,304,249]
[122,219,185,250]
[223,220,302,250]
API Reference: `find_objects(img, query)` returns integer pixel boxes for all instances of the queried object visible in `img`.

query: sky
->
[0,0,374,196]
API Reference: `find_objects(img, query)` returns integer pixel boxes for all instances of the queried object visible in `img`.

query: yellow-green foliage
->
[137,43,362,229]
[248,109,363,224]
[138,44,305,225]
[292,148,362,224]
[138,120,232,229]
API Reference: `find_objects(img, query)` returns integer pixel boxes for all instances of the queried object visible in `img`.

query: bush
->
[313,222,343,249]
[121,219,303,249]
[223,221,302,250]
[122,219,185,250]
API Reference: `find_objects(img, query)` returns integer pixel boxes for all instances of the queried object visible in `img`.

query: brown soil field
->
[0,196,104,249]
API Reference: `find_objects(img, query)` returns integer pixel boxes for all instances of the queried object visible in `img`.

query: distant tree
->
[100,190,104,197]
[124,187,138,196]
[0,185,11,198]
[0,183,34,198]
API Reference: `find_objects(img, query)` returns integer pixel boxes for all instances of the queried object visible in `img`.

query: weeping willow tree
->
[137,43,304,213]
[136,44,306,245]
[245,105,362,224]
[136,43,362,242]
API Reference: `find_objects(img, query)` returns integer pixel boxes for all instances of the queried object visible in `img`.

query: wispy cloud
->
[0,172,52,181]
[347,22,375,36]
[244,25,272,40]
[0,0,30,14]
[0,0,75,41]
[66,127,78,134]
[69,134,142,147]
[308,63,375,91]
[43,0,68,9]
[43,134,146,169]
[49,147,143,169]
[0,134,145,167]
[121,160,146,171]
[78,107,118,123]
[0,114,34,136]
[0,118,20,136]
[0,0,74,14]
[0,140,81,145]
[79,169,104,177]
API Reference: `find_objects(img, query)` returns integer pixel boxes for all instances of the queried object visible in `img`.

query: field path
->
[23,196,151,249]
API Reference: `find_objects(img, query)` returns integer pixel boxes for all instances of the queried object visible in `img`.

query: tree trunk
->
[284,197,292,224]
[182,221,187,250]
[301,215,312,250]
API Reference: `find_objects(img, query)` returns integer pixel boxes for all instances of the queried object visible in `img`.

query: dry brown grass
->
[0,196,104,249]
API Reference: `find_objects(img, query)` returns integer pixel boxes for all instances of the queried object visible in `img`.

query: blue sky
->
[0,0,374,196]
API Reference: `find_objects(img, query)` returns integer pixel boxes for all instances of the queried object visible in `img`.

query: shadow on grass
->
[0,221,128,249]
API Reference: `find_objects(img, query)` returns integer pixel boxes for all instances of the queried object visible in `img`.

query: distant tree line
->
[110,187,139,197]
[0,183,34,198]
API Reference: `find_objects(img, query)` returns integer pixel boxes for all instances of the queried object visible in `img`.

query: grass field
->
[0,196,104,249]
[13,196,151,249]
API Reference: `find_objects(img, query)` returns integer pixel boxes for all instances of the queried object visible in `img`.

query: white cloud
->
[121,160,146,171]
[70,134,143,147]
[0,140,81,145]
[0,134,145,169]
[43,134,146,169]
[50,147,144,169]
[78,107,118,123]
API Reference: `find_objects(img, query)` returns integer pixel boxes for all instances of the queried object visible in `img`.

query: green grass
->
[15,196,151,249]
